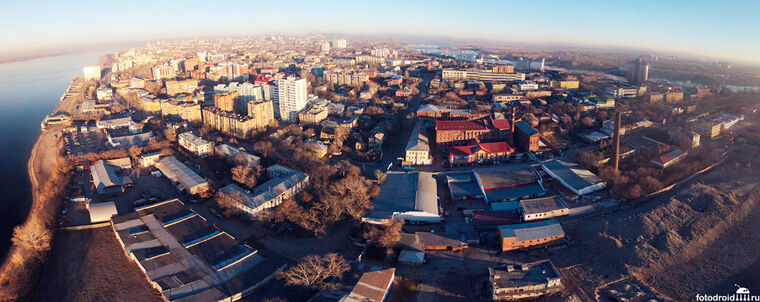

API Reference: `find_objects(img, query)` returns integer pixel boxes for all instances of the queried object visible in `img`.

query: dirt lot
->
[552,155,760,301]
[31,227,163,302]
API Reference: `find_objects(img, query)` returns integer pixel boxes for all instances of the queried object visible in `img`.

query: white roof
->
[88,201,118,223]
[405,122,430,152]
[156,156,208,192]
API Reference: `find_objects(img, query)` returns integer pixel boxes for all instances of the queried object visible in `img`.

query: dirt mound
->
[556,175,760,301]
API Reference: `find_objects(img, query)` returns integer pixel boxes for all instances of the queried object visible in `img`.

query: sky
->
[1,0,759,63]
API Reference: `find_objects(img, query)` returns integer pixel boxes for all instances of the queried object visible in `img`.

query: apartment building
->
[178,132,213,157]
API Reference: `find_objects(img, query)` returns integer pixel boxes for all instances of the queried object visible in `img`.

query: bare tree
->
[362,219,403,248]
[278,253,349,289]
[231,164,260,189]
[254,140,275,158]
[10,217,52,261]
[215,190,243,217]
[374,170,387,184]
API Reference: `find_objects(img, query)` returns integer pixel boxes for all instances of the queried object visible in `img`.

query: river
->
[0,50,110,261]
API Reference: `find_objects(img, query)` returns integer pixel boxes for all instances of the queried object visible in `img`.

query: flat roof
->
[519,196,567,215]
[498,219,565,242]
[475,167,537,190]
[541,158,604,192]
[515,121,538,135]
[111,198,283,301]
[489,260,561,288]
[366,172,439,220]
[156,156,208,192]
[484,183,545,202]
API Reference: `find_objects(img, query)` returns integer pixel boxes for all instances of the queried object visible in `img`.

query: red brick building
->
[435,119,512,146]
[514,121,539,152]
[449,140,514,165]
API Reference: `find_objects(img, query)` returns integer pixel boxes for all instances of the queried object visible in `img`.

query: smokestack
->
[511,106,516,134]
[613,111,622,172]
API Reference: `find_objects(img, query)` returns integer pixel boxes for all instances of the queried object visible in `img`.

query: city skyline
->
[1,0,759,64]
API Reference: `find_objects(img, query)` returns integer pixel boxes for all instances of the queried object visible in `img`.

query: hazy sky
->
[2,0,759,62]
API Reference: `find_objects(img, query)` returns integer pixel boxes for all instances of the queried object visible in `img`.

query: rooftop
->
[498,219,565,242]
[541,158,604,192]
[489,260,561,288]
[519,196,567,215]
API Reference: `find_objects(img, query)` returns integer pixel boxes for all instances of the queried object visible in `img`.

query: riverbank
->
[0,127,67,300]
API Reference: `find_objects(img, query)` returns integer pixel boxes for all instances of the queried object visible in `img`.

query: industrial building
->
[111,199,286,301]
[87,201,118,223]
[445,167,545,203]
[498,219,565,252]
[156,156,209,195]
[489,260,563,301]
[442,69,525,82]
[514,121,539,152]
[364,172,441,224]
[540,158,606,196]
[519,196,569,221]
[90,159,124,195]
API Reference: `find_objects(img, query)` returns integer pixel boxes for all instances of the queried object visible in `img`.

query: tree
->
[279,253,349,289]
[362,220,403,248]
[374,170,387,184]
[11,217,52,261]
[254,140,275,158]
[231,164,261,189]
[128,145,143,161]
[215,190,243,217]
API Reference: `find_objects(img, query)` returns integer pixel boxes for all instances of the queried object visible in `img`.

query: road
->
[352,75,432,175]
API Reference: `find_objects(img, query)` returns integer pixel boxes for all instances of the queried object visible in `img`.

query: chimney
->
[613,111,622,172]
[511,106,516,134]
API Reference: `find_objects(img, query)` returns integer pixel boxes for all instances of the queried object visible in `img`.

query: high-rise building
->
[152,65,176,81]
[371,48,391,57]
[627,59,649,85]
[246,100,276,129]
[165,79,198,96]
[214,91,238,112]
[201,107,258,138]
[320,41,331,53]
[331,39,347,48]
[274,77,308,122]
[83,65,101,80]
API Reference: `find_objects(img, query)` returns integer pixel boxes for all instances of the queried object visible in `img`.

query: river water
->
[0,51,109,261]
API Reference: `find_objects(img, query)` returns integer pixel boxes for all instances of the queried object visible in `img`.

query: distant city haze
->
[1,0,759,63]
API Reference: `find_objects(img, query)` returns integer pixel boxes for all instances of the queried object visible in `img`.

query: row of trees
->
[582,147,723,200]
[0,149,72,300]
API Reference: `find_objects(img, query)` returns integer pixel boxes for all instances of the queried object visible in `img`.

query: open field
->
[31,227,163,302]
[552,154,760,300]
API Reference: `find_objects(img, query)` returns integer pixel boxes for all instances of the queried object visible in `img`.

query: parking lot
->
[63,127,107,156]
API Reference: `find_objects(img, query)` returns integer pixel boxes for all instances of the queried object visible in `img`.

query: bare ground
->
[553,156,760,301]
[30,227,163,302]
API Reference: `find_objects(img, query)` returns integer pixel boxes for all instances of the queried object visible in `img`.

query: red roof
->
[492,119,512,130]
[436,120,487,131]
[436,118,511,131]
[449,141,514,157]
